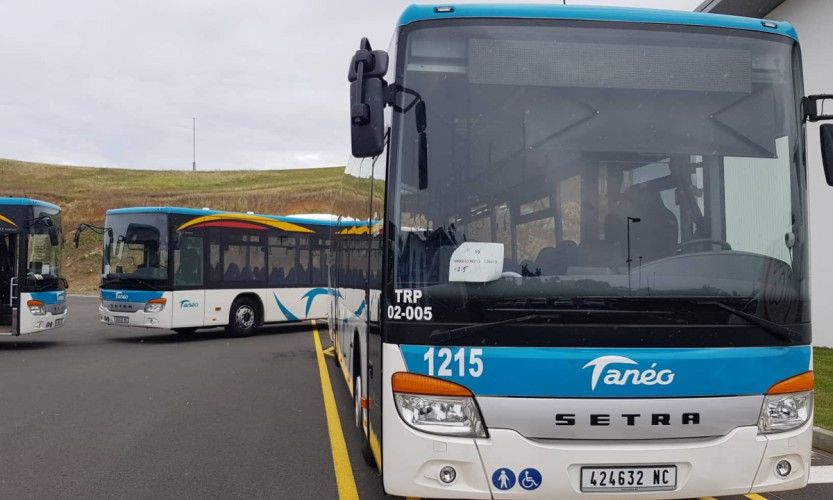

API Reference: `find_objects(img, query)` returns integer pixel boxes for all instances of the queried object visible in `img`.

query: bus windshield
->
[103,213,169,285]
[27,212,62,287]
[390,21,807,331]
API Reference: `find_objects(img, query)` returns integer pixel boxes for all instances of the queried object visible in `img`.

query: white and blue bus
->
[330,4,833,498]
[0,197,67,335]
[93,207,346,335]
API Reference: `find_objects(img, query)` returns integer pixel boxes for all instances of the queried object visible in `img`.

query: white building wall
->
[769,0,833,346]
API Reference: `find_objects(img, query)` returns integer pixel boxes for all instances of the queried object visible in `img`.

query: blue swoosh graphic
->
[301,287,342,317]
[272,293,299,321]
[353,300,366,318]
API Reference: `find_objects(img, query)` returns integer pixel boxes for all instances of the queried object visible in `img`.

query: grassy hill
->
[0,159,344,292]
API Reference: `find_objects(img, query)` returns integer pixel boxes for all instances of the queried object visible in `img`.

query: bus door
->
[0,233,19,333]
[172,230,206,328]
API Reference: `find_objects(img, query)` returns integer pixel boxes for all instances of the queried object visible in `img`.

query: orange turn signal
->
[767,371,814,394]
[392,372,472,397]
[147,298,167,305]
[27,300,44,307]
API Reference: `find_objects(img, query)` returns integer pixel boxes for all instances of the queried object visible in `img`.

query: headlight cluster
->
[759,392,813,433]
[27,300,46,316]
[144,298,167,313]
[392,372,486,438]
[395,393,486,437]
[758,371,814,434]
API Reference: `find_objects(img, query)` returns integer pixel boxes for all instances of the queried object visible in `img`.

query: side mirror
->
[348,38,389,158]
[822,124,833,186]
[48,227,60,247]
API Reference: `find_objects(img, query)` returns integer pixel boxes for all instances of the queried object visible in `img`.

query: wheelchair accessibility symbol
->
[519,468,542,490]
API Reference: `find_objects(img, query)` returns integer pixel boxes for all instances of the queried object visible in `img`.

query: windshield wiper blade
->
[102,276,163,290]
[430,306,682,344]
[699,301,802,344]
[429,314,545,344]
[489,307,674,316]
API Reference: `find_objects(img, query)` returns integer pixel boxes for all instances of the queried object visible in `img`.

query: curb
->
[813,426,833,453]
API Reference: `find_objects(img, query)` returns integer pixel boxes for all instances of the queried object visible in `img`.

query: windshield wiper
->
[697,301,802,344]
[428,308,664,344]
[429,314,546,344]
[102,276,164,290]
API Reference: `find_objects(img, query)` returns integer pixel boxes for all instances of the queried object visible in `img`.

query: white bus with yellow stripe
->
[93,207,348,335]
[0,197,67,336]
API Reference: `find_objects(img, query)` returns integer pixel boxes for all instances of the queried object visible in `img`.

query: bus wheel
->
[353,372,377,468]
[227,298,258,337]
[173,328,197,335]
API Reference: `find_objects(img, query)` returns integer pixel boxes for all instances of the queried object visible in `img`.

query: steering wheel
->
[675,238,732,253]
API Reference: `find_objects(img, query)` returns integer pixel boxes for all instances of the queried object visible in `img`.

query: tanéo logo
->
[115,292,130,301]
[582,355,675,391]
[179,300,199,309]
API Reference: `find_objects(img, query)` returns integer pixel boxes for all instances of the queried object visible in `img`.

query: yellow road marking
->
[312,320,360,500]
[745,494,768,500]
[322,345,335,357]
[699,497,718,500]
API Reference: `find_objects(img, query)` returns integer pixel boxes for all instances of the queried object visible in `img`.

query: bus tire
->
[354,365,376,468]
[227,298,258,337]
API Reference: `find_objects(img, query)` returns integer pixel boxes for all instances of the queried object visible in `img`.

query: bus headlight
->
[392,372,487,438]
[144,298,167,313]
[759,392,813,433]
[759,371,814,434]
[27,300,46,316]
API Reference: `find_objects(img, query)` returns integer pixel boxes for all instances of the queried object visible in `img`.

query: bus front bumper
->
[99,305,171,330]
[384,417,811,499]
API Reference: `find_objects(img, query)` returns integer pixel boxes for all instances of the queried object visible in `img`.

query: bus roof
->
[0,197,61,211]
[398,4,797,41]
[105,206,363,227]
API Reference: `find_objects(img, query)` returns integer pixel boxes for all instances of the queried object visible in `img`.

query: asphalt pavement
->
[0,296,830,500]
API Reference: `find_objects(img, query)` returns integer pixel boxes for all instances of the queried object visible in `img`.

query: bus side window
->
[268,235,296,286]
[297,236,310,284]
[208,229,222,282]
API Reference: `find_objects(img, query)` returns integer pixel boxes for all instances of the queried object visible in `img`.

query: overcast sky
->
[0,0,701,171]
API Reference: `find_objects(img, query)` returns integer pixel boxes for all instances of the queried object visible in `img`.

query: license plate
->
[114,316,129,325]
[580,466,676,492]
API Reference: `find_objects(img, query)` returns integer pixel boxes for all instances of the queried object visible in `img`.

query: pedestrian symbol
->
[492,468,516,490]
[519,468,542,490]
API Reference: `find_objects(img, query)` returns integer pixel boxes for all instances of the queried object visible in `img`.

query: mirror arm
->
[73,223,107,248]
[386,83,424,114]
[803,94,833,122]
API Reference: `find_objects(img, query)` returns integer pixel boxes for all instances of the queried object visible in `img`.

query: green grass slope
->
[0,158,344,292]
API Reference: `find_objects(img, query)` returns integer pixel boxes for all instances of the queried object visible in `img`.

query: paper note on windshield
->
[449,242,504,282]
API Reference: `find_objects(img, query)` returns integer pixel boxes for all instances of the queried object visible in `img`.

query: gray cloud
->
[0,0,701,170]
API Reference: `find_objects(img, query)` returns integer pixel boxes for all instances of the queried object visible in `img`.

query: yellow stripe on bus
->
[176,213,314,233]
[0,213,17,227]
[312,320,360,500]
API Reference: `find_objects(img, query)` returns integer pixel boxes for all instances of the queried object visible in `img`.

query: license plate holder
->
[580,465,677,492]
[114,316,129,325]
